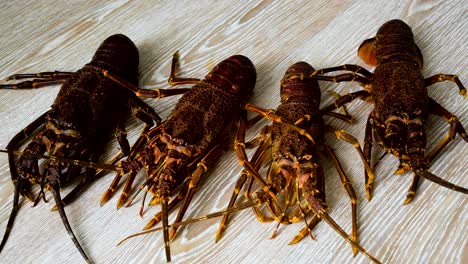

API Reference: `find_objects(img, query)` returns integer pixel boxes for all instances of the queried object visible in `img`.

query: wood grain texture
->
[0,1,466,263]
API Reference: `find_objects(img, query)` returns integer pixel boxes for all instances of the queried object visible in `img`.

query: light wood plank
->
[0,1,466,263]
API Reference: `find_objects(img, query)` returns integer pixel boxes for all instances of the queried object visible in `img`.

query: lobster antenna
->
[0,149,120,172]
[417,170,468,194]
[317,210,381,264]
[117,200,258,246]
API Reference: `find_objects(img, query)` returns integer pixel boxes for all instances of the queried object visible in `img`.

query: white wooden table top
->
[0,1,466,263]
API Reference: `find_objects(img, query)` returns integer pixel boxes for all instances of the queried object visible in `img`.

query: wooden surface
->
[0,1,466,263]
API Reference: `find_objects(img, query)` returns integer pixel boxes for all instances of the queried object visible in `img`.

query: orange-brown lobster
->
[216,62,380,262]
[98,52,259,262]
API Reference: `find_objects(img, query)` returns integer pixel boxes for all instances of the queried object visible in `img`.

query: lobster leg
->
[403,174,421,205]
[56,152,125,210]
[427,98,468,158]
[115,118,131,156]
[58,120,126,208]
[64,107,154,207]
[372,153,388,170]
[167,51,201,85]
[169,143,226,240]
[289,214,320,245]
[244,104,317,144]
[400,98,468,202]
[120,127,170,209]
[51,146,95,207]
[230,118,279,227]
[282,180,308,238]
[130,124,164,158]
[244,175,275,223]
[246,113,265,128]
[402,98,468,203]
[272,171,318,240]
[363,112,375,200]
[0,111,44,251]
[0,80,66,89]
[327,125,375,199]
[323,110,354,123]
[234,111,282,211]
[100,125,162,206]
[312,73,372,87]
[48,164,91,263]
[144,183,190,229]
[320,90,371,114]
[216,170,250,240]
[216,126,271,241]
[103,51,200,99]
[227,124,267,150]
[287,176,323,243]
[4,111,48,186]
[134,87,191,98]
[6,71,74,80]
[100,169,126,206]
[79,118,131,206]
[279,200,312,225]
[424,74,466,96]
[309,201,381,263]
[101,69,190,99]
[310,64,374,79]
[326,91,354,122]
[128,94,162,124]
[118,135,166,209]
[325,145,359,255]
[0,71,73,89]
[113,160,155,209]
[116,170,141,209]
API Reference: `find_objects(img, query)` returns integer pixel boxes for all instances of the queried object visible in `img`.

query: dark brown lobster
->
[214,62,380,263]
[98,52,260,262]
[311,19,467,203]
[0,34,159,262]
